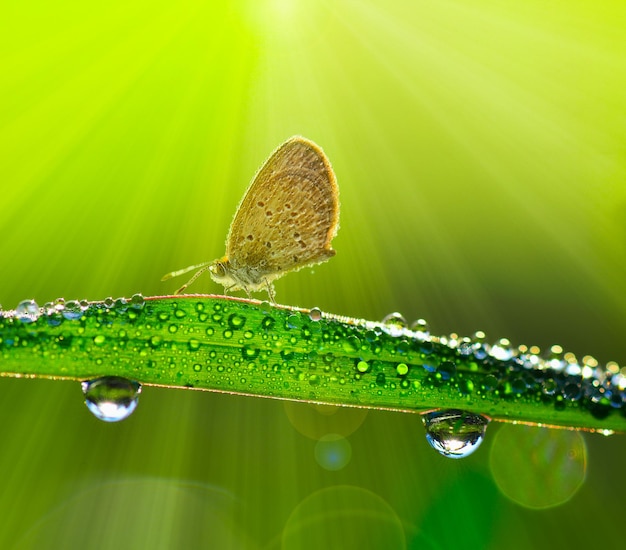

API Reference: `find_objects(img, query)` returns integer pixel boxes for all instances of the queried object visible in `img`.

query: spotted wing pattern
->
[225,136,339,285]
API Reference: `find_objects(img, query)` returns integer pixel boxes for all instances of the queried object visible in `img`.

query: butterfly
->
[162,136,340,302]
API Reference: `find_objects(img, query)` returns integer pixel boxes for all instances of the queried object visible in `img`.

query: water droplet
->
[490,338,515,361]
[228,313,246,329]
[419,341,434,355]
[542,378,557,395]
[129,293,145,309]
[309,307,322,322]
[62,300,84,320]
[356,360,370,373]
[286,314,303,329]
[396,363,409,376]
[342,335,361,353]
[459,378,475,394]
[261,316,275,330]
[45,309,63,326]
[437,361,456,380]
[610,391,623,408]
[396,339,410,354]
[81,376,142,422]
[382,311,407,326]
[410,318,430,335]
[16,299,40,323]
[422,409,489,459]
[381,312,408,336]
[149,335,163,348]
[457,339,472,356]
[563,382,582,401]
[93,335,106,346]
[242,346,259,359]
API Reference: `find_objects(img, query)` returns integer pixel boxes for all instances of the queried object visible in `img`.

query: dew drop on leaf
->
[308,307,322,322]
[342,335,361,353]
[62,300,84,321]
[129,293,145,309]
[410,318,430,335]
[228,313,246,329]
[381,312,408,336]
[16,299,40,323]
[381,312,407,327]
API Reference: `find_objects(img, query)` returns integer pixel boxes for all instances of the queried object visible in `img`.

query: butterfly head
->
[209,258,229,282]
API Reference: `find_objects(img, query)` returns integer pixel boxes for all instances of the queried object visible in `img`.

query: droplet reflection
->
[82,376,142,422]
[422,409,489,459]
[15,299,40,323]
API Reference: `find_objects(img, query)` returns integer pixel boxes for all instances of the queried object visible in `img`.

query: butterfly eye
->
[209,262,226,279]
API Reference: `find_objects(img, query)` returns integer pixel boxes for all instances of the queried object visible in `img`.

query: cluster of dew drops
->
[375,312,487,458]
[1,296,144,423]
[1,297,483,457]
[378,311,625,458]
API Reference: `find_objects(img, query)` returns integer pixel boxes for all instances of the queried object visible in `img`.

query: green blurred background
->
[2,0,626,548]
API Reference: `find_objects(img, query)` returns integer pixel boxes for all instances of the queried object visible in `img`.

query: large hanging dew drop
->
[422,409,489,459]
[81,376,142,422]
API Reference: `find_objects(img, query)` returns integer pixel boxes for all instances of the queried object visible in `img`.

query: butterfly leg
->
[264,279,276,303]
[175,265,211,295]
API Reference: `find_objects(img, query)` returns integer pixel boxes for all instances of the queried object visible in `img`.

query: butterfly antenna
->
[174,265,212,295]
[161,262,211,282]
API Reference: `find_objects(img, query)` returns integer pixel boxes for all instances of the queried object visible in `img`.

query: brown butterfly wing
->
[225,136,339,282]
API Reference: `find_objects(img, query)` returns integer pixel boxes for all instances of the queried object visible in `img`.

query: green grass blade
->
[1,294,623,433]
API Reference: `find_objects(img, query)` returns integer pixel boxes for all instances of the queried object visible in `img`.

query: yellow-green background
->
[2,0,626,548]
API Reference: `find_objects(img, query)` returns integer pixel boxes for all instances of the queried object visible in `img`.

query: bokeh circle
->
[282,485,405,550]
[284,401,368,440]
[490,424,587,509]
